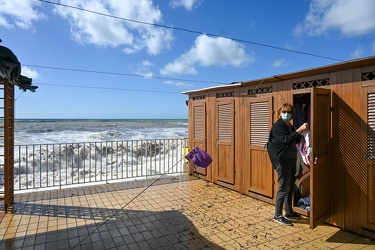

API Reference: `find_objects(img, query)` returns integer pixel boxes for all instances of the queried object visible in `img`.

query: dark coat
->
[267,118,301,168]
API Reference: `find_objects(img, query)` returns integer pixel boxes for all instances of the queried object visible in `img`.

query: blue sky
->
[1,0,375,119]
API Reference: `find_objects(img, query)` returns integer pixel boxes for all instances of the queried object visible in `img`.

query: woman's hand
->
[296,123,308,134]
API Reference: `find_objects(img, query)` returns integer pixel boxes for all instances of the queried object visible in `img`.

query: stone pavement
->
[0,175,374,249]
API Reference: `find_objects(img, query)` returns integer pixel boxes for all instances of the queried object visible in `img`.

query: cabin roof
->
[183,55,375,95]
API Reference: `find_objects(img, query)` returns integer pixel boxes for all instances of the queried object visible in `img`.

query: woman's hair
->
[277,103,294,119]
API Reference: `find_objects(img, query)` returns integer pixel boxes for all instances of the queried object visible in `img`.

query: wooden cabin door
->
[192,102,207,176]
[362,88,375,233]
[248,97,273,198]
[310,87,332,229]
[216,99,235,185]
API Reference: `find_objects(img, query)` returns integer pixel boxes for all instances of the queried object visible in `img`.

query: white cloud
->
[160,34,253,76]
[294,0,375,37]
[0,16,12,29]
[129,60,154,78]
[0,0,174,55]
[164,80,192,87]
[169,0,202,10]
[21,66,40,80]
[350,47,364,59]
[54,0,174,55]
[272,59,288,68]
[0,0,46,30]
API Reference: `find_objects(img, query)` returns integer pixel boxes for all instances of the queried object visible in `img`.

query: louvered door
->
[248,97,273,197]
[364,91,375,232]
[192,102,207,176]
[217,100,235,184]
[310,87,331,228]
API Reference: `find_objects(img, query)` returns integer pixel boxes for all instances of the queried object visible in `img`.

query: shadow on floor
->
[1,201,224,249]
[326,228,375,244]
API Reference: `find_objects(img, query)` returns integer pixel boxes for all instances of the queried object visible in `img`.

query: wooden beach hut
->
[183,56,375,239]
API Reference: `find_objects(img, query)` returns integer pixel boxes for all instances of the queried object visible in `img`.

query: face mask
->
[281,113,292,121]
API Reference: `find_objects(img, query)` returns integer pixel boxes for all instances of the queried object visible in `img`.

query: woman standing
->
[267,103,309,226]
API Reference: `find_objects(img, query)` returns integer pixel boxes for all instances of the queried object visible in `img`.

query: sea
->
[14,119,188,145]
[8,119,189,191]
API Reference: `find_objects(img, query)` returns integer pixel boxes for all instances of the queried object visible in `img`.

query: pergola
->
[0,45,38,211]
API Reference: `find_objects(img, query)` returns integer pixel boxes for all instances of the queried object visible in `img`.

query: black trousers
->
[275,158,297,217]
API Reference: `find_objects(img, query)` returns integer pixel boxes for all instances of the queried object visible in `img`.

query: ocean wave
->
[14,119,188,145]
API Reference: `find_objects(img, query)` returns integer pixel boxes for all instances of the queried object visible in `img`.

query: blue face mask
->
[281,113,292,121]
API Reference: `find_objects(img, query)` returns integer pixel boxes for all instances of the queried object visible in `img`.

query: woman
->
[267,103,308,226]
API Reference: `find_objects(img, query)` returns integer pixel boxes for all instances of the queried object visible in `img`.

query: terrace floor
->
[1,174,375,249]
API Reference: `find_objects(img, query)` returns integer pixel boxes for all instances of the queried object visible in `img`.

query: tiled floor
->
[1,175,375,250]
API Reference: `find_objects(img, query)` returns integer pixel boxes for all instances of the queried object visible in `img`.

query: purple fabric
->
[185,146,212,169]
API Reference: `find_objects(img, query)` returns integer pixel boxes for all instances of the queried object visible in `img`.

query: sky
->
[1,0,375,119]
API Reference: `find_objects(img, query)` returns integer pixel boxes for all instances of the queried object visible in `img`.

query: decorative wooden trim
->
[362,71,375,87]
[363,71,375,81]
[192,95,206,101]
[216,91,234,98]
[248,86,273,96]
[293,78,330,89]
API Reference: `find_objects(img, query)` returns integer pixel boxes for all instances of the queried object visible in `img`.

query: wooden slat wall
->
[345,70,362,233]
[329,71,344,228]
[329,69,364,232]
[187,59,375,238]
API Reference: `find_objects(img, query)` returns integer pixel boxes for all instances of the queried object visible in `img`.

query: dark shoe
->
[273,215,292,226]
[285,212,302,220]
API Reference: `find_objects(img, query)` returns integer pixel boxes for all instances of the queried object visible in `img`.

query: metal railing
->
[9,138,188,191]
